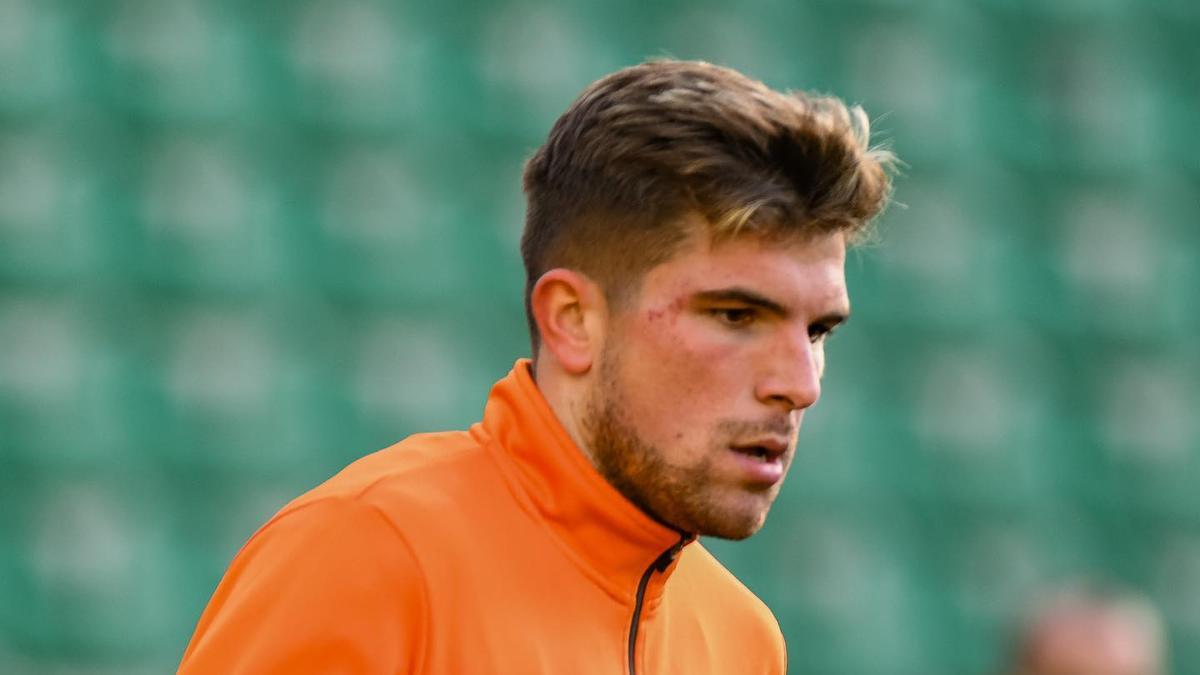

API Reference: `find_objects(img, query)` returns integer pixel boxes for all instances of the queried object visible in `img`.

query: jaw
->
[672,478,784,540]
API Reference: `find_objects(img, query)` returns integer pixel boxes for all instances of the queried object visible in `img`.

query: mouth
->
[732,446,774,462]
[727,438,789,485]
[730,438,788,462]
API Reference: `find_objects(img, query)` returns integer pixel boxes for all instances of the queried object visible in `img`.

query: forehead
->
[638,226,850,309]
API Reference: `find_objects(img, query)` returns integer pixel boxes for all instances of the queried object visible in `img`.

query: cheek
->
[615,315,745,445]
[633,313,740,387]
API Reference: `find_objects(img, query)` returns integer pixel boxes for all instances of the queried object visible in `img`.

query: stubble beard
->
[582,347,771,541]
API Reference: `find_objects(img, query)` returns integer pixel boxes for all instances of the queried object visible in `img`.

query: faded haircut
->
[520,59,897,350]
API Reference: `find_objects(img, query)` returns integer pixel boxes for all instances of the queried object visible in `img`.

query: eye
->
[711,307,758,328]
[808,322,840,344]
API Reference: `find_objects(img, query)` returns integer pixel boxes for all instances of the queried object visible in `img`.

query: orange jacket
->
[179,360,786,674]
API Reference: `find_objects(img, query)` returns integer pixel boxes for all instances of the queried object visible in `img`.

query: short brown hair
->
[521,59,896,349]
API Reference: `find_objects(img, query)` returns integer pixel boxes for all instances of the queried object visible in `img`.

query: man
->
[179,59,895,674]
[1008,587,1166,675]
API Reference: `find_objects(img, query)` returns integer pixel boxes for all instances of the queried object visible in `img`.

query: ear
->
[530,269,606,375]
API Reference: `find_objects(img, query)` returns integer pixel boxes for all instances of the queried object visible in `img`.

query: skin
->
[1017,606,1163,675]
[532,213,849,539]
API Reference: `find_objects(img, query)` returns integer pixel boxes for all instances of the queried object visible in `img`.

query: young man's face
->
[584,218,850,539]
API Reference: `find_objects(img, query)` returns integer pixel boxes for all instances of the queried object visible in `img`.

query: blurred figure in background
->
[1009,585,1166,675]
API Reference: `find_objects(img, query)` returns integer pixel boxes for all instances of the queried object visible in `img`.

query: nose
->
[754,331,823,412]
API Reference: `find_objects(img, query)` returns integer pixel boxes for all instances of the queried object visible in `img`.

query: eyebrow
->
[692,287,851,327]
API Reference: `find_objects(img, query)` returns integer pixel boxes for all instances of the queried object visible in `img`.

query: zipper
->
[627,535,688,675]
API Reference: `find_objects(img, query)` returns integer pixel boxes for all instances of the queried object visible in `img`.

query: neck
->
[532,357,600,470]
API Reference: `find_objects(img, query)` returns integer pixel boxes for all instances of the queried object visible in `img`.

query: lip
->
[730,437,790,460]
[727,438,790,486]
[727,446,785,486]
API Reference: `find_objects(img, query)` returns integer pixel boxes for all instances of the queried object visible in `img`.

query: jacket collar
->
[476,359,691,604]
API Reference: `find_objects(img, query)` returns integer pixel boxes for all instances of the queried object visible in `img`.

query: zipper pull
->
[653,534,691,573]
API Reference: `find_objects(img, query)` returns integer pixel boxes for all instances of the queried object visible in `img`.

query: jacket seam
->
[220,495,433,674]
[359,497,433,675]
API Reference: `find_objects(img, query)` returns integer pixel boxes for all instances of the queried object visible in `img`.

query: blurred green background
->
[0,0,1197,673]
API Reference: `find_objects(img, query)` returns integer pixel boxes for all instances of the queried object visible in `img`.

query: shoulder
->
[278,428,495,519]
[227,493,427,594]
[260,427,513,555]
[670,542,787,667]
[301,429,487,501]
[182,431,495,672]
[180,490,431,672]
[219,429,494,581]
[674,543,780,623]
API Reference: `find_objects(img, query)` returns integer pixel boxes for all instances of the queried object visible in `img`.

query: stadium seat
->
[2,1,1196,672]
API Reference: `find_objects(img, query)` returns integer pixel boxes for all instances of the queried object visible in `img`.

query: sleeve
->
[178,496,429,675]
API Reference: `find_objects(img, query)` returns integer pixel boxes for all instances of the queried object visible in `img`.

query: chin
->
[691,507,770,541]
